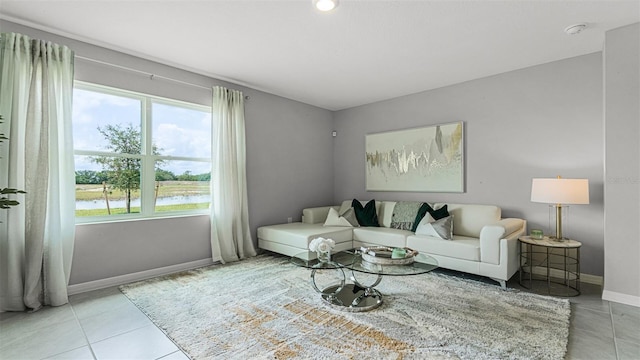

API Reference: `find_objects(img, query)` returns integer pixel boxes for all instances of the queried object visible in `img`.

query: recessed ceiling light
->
[564,23,587,35]
[313,0,338,12]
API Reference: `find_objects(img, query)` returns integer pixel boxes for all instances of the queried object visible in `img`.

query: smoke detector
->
[565,23,587,35]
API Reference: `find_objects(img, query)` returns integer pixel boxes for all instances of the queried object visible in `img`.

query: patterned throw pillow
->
[390,201,423,230]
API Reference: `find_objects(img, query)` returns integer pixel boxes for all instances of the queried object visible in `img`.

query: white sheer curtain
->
[210,86,256,263]
[0,33,76,311]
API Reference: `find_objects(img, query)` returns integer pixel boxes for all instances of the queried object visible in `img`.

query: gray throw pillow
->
[323,207,359,227]
[416,215,454,240]
[340,208,360,227]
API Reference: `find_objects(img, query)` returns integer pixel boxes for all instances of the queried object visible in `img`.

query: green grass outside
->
[75,181,210,217]
[75,202,209,217]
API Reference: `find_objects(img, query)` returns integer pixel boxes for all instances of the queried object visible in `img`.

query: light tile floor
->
[507,280,640,360]
[0,270,638,359]
[0,287,188,360]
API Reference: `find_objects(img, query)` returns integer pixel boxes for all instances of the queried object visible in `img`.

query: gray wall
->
[4,19,622,286]
[603,23,640,303]
[1,21,335,285]
[332,53,605,276]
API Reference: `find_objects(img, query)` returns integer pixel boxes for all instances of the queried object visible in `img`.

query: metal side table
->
[519,236,581,297]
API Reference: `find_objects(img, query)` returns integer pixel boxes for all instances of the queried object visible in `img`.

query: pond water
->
[76,195,210,210]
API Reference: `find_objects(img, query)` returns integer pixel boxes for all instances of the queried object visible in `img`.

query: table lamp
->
[530,176,589,241]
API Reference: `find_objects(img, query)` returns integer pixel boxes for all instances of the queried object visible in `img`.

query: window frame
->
[73,81,212,224]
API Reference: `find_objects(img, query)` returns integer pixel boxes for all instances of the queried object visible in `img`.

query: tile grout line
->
[68,302,99,360]
[69,291,168,357]
[72,288,157,345]
[608,302,620,360]
[120,287,190,358]
[79,287,185,358]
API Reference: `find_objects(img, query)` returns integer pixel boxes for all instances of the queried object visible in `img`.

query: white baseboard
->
[67,258,216,295]
[521,266,603,286]
[602,290,640,307]
[580,273,603,286]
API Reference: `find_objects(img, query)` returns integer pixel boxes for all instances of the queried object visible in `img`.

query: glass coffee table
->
[291,249,438,312]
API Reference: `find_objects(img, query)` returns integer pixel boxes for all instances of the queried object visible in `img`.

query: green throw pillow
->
[411,203,433,232]
[352,199,379,227]
[411,203,450,232]
[431,204,450,220]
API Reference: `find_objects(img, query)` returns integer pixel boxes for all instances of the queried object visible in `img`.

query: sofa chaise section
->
[257,222,353,260]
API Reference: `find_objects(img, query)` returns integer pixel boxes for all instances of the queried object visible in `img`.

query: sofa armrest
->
[302,206,339,224]
[497,218,527,239]
[480,218,526,265]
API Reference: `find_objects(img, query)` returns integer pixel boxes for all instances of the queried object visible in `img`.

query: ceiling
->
[1,1,638,110]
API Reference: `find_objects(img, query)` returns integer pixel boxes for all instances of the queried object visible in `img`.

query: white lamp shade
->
[531,178,590,204]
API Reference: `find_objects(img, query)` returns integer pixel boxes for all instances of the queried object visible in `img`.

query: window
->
[73,82,211,222]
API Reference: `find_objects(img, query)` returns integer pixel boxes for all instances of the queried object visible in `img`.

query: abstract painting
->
[365,122,464,192]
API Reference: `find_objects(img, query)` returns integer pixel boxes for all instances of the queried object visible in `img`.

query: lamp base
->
[548,204,571,242]
[548,236,567,242]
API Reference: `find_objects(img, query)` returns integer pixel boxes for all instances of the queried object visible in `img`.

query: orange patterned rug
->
[120,255,569,359]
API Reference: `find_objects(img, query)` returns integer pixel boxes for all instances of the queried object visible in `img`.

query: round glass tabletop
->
[291,249,438,276]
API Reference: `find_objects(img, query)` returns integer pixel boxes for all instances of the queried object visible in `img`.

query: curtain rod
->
[75,55,214,91]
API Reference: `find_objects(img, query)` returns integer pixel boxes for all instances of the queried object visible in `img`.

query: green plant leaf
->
[0,188,27,195]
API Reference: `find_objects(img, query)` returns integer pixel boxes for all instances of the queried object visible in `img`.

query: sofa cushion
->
[303,206,339,224]
[352,199,380,227]
[415,215,454,240]
[434,203,501,238]
[353,227,411,248]
[377,201,396,227]
[257,223,353,249]
[323,207,359,227]
[407,234,480,262]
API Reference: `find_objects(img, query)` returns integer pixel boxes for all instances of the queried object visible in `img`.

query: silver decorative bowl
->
[359,246,418,265]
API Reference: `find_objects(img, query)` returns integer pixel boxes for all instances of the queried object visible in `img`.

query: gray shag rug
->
[120,255,570,359]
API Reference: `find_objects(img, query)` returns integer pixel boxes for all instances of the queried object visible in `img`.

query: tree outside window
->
[72,83,211,221]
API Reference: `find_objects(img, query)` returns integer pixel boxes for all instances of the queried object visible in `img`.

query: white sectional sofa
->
[257,200,526,289]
